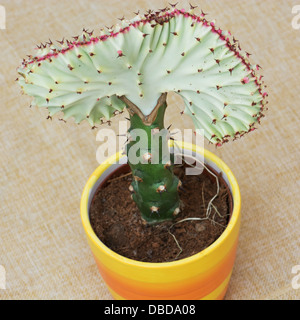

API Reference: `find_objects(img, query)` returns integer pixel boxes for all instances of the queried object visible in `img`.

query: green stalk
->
[124,97,181,224]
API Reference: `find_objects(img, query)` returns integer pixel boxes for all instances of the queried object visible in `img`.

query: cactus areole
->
[17,7,267,224]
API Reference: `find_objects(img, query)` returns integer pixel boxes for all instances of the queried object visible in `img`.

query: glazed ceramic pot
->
[80,142,241,300]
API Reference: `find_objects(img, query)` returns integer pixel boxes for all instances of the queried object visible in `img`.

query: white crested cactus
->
[18,6,267,223]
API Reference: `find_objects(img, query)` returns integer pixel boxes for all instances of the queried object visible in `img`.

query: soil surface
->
[90,164,231,263]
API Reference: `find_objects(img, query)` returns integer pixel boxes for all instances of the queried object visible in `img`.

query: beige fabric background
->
[0,0,299,300]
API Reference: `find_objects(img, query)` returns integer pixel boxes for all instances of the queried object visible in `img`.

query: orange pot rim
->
[80,141,241,270]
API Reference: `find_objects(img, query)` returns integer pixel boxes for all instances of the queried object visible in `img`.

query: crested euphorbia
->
[17,6,267,223]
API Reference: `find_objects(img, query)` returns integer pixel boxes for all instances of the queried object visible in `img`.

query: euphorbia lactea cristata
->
[17,5,267,223]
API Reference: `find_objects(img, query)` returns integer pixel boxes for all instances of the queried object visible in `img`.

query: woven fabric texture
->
[0,0,299,300]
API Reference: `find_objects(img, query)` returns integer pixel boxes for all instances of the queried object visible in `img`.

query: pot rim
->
[80,141,241,269]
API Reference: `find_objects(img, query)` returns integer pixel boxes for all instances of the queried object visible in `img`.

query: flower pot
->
[80,142,241,300]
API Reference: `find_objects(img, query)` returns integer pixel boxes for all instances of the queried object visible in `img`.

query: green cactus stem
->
[121,93,180,224]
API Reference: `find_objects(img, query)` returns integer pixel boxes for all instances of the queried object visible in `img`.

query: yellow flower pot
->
[80,142,241,300]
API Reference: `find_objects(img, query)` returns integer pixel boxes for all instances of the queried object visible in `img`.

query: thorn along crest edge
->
[17,6,267,146]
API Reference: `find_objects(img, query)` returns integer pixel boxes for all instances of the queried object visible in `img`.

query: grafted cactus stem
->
[121,93,181,224]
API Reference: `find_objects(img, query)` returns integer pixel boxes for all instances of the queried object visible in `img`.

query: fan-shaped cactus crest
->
[17,6,268,223]
[18,6,267,145]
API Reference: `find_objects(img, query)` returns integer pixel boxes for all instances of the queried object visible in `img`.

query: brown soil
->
[89,163,232,263]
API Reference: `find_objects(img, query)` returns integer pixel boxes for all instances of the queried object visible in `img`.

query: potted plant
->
[17,5,267,300]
